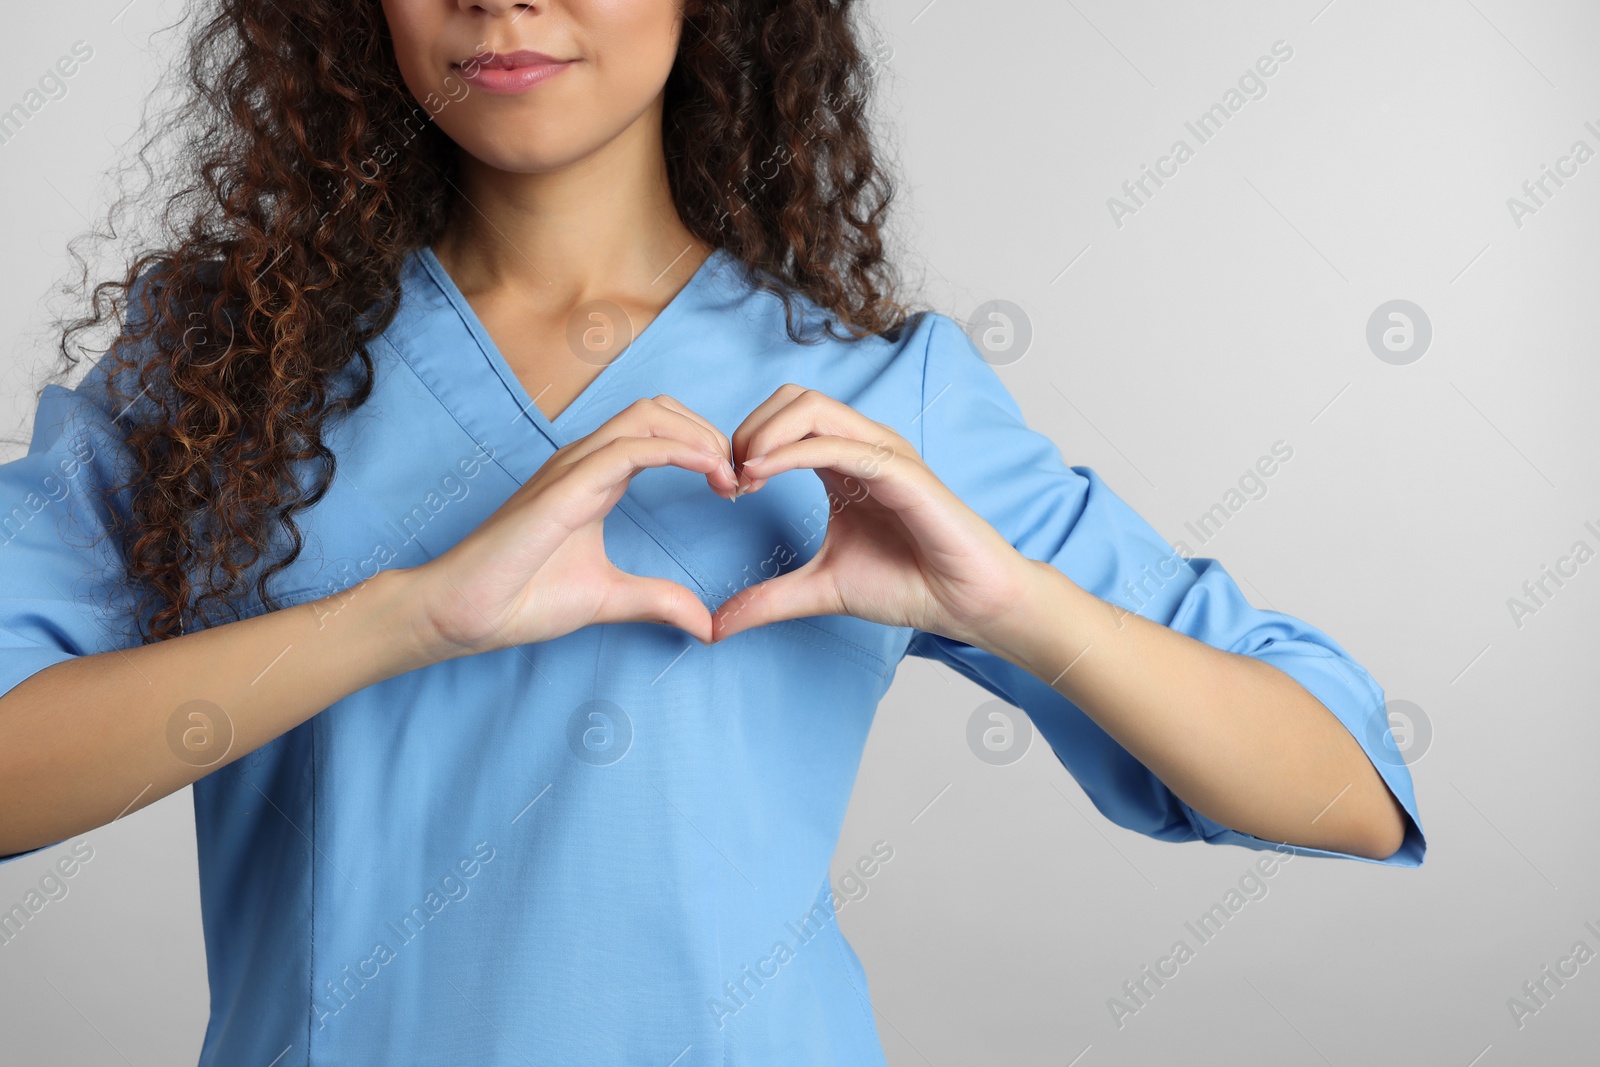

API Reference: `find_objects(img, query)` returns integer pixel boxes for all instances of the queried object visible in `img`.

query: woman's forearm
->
[0,566,444,857]
[977,558,1408,860]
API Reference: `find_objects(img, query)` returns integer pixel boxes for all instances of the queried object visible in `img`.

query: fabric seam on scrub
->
[717,638,734,1067]
[379,328,720,603]
[825,885,879,1057]
[916,312,933,471]
[909,329,1206,848]
[766,618,889,680]
[416,243,722,438]
[379,297,895,679]
[307,701,318,1066]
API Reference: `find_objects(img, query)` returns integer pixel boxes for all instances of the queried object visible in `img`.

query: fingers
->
[580,435,730,493]
[573,395,727,463]
[562,397,737,498]
[710,559,839,641]
[652,395,731,461]
[729,386,908,495]
[736,435,924,510]
[538,437,730,535]
[598,571,714,644]
[728,382,811,461]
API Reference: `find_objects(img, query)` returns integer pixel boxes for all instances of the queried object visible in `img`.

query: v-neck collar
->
[411,243,729,453]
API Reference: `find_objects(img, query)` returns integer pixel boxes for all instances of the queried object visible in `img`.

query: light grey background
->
[2,1,1595,1064]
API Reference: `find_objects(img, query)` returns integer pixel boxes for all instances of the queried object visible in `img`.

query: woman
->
[0,0,1424,1063]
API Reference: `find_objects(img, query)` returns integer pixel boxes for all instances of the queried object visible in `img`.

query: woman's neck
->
[431,99,712,304]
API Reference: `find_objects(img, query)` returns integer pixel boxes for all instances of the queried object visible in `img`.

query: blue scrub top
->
[0,245,1425,1065]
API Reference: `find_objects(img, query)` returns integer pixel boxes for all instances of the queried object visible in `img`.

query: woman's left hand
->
[709,384,1041,650]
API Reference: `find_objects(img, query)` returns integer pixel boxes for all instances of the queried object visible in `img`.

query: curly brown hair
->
[38,0,913,643]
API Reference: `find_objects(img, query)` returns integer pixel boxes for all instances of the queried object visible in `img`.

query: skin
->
[381,0,718,423]
[0,0,1408,865]
[710,388,1411,860]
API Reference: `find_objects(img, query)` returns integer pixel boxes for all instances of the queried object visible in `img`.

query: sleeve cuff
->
[1179,639,1426,867]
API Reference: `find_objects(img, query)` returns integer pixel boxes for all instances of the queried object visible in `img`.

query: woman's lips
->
[454,51,576,95]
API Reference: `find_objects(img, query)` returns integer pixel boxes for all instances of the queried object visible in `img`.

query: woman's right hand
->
[407,395,739,656]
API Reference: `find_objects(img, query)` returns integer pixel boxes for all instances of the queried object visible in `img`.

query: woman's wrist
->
[956,556,1088,671]
[314,564,474,676]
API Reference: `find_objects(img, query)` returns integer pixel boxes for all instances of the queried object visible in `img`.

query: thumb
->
[599,573,713,643]
[712,563,837,641]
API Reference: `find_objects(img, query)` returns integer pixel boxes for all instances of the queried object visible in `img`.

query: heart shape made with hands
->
[638,384,1028,651]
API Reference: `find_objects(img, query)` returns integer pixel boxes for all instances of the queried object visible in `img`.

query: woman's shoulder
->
[706,249,953,354]
[31,275,164,454]
[3,258,224,546]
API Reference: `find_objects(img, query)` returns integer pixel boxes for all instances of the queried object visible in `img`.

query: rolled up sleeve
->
[0,371,142,866]
[901,312,1425,867]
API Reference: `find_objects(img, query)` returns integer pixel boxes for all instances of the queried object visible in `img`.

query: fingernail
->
[737,456,764,496]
